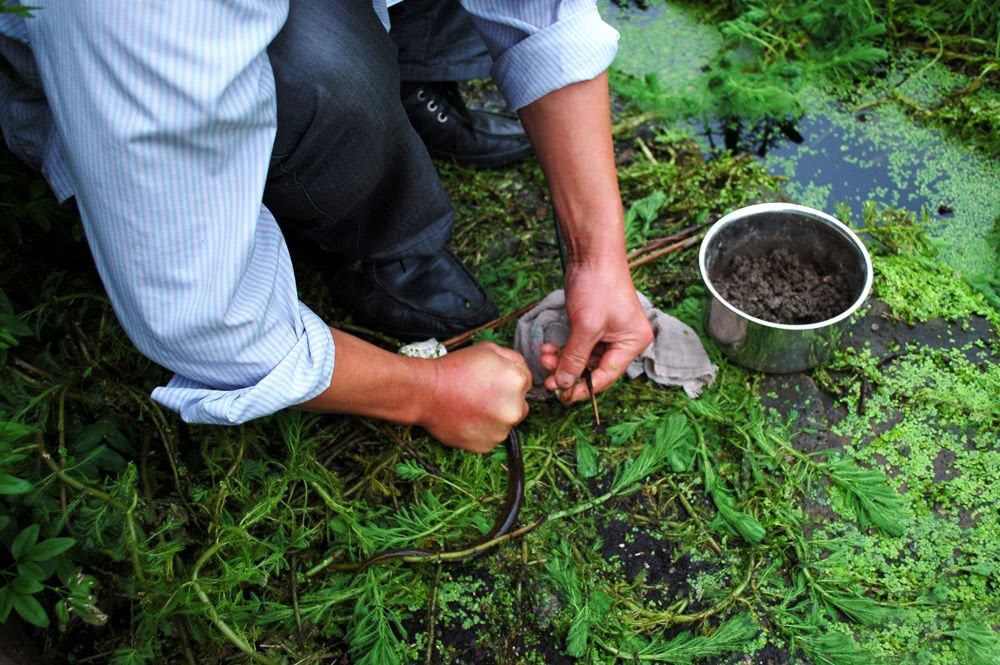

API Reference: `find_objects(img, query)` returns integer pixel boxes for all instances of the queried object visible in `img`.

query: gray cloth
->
[514,289,717,399]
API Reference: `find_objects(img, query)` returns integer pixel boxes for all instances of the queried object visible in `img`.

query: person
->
[390,0,534,168]
[0,1,653,453]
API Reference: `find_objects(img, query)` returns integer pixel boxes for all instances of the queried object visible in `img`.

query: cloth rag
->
[513,289,717,399]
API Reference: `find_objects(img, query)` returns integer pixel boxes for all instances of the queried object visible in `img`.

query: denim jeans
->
[263,0,458,263]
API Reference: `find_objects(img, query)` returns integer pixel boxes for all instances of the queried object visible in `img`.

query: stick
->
[625,220,712,261]
[442,300,540,350]
[627,233,704,271]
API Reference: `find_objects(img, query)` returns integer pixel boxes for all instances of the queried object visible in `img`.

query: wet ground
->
[604,2,1000,286]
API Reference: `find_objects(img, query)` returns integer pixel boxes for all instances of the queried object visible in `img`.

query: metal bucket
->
[698,203,873,373]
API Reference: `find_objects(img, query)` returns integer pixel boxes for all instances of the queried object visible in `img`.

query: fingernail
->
[556,371,574,388]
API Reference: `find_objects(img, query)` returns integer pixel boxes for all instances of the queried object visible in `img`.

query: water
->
[604,2,1000,286]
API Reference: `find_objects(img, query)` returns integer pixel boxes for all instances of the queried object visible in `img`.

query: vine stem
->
[662,475,723,556]
[311,517,546,575]
[36,433,148,585]
[190,542,279,665]
[627,556,755,630]
[37,433,126,511]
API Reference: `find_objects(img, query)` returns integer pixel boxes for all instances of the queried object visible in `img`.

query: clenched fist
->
[417,343,532,453]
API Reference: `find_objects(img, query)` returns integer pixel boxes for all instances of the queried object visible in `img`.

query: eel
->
[347,427,524,574]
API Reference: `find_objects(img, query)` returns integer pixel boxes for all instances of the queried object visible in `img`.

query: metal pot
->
[698,203,873,373]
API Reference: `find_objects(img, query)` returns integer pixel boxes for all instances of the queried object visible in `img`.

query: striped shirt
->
[0,1,619,424]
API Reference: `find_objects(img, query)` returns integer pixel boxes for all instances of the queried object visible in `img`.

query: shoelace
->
[416,87,449,124]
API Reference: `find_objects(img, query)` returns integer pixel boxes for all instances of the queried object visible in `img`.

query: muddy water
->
[604,2,1000,288]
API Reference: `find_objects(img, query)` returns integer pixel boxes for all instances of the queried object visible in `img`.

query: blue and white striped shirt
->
[0,1,619,424]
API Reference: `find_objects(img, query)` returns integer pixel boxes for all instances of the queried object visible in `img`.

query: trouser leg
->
[263,0,455,262]
[389,0,493,82]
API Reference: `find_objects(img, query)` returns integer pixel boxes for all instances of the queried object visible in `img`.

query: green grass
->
[1,3,999,658]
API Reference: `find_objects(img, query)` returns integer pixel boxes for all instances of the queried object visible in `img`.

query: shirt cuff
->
[150,304,335,425]
[490,6,619,112]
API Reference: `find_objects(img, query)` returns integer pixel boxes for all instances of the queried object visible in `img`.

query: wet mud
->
[714,247,854,323]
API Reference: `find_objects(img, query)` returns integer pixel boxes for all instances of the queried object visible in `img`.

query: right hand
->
[417,343,532,453]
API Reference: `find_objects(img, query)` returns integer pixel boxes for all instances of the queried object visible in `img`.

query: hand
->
[539,261,653,404]
[417,343,532,453]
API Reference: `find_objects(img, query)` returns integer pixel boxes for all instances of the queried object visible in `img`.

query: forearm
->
[518,72,625,267]
[298,328,434,426]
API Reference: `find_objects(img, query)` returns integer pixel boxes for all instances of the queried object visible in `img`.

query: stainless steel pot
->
[698,203,873,373]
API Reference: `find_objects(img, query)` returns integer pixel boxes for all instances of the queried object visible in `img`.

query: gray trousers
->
[264,0,488,264]
[390,0,492,82]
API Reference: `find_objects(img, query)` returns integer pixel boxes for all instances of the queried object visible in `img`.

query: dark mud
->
[714,247,854,324]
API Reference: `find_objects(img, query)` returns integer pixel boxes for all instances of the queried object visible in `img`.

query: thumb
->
[554,325,601,389]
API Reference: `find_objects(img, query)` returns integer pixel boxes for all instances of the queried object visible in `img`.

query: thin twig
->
[611,111,664,137]
[625,220,711,261]
[443,300,540,350]
[627,234,704,271]
[290,558,303,644]
[37,433,126,511]
[424,564,442,665]
[635,135,658,164]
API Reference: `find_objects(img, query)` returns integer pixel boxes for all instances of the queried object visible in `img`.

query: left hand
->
[539,260,653,403]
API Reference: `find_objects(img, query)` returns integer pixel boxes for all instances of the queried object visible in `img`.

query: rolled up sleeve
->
[24,1,334,425]
[459,1,620,111]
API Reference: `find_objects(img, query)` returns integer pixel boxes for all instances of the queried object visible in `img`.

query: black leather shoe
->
[326,249,499,341]
[402,81,533,169]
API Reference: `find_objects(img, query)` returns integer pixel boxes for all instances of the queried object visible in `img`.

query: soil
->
[713,247,854,324]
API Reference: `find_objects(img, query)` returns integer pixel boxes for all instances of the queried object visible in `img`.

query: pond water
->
[604,2,1000,287]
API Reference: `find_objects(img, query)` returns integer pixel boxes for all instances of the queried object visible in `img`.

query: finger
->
[540,342,561,355]
[539,350,559,373]
[489,343,529,366]
[588,344,641,393]
[554,321,602,389]
[558,380,592,404]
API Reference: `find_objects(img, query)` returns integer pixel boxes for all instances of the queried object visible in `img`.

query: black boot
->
[324,248,499,341]
[402,81,533,168]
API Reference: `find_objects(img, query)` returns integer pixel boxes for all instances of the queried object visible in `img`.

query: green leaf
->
[632,612,759,662]
[0,473,32,495]
[713,492,766,544]
[944,624,1000,665]
[13,592,49,628]
[0,515,10,533]
[72,421,115,450]
[821,589,895,625]
[612,413,692,493]
[624,190,667,249]
[54,599,69,626]
[16,561,45,581]
[12,574,43,595]
[575,437,598,479]
[27,537,76,562]
[11,524,40,560]
[793,627,872,665]
[0,587,13,622]
[395,460,428,482]
[826,460,910,537]
[68,597,108,626]
[0,419,36,445]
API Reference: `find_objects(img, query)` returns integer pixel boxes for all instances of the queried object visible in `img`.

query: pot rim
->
[698,202,874,331]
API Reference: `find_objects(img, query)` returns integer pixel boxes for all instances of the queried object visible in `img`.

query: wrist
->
[402,356,440,428]
[560,213,627,268]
